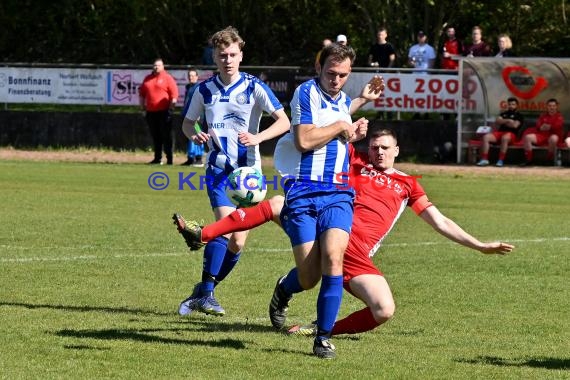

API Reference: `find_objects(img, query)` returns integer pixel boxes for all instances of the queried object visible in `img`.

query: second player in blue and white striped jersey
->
[185,72,284,171]
[274,78,353,184]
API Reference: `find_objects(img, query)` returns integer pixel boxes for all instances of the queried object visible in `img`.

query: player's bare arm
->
[182,118,210,144]
[239,109,290,146]
[294,121,353,152]
[419,205,514,255]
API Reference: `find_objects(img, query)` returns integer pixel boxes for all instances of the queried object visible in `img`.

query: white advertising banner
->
[0,67,214,106]
[344,72,484,114]
[0,67,105,104]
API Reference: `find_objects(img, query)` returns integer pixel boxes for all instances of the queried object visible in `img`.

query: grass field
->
[1,159,569,379]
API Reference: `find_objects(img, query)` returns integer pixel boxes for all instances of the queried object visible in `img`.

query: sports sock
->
[498,152,506,161]
[481,152,489,160]
[524,149,533,162]
[316,274,343,338]
[200,236,228,295]
[201,200,273,242]
[332,307,381,335]
[280,267,304,295]
[216,250,241,283]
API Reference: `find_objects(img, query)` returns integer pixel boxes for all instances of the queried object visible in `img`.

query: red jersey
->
[139,71,179,112]
[346,147,432,260]
[535,112,564,139]
[441,38,462,70]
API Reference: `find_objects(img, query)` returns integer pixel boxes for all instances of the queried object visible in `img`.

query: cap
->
[417,30,426,37]
[336,34,347,43]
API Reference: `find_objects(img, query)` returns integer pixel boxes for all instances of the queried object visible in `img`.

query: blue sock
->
[216,250,241,283]
[200,236,228,295]
[280,267,304,295]
[316,274,343,338]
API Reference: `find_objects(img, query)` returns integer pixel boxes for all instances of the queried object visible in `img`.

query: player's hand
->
[360,76,385,102]
[479,242,514,255]
[348,118,369,143]
[191,131,210,145]
[238,131,262,146]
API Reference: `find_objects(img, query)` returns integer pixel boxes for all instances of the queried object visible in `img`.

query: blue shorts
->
[205,165,236,209]
[280,181,354,246]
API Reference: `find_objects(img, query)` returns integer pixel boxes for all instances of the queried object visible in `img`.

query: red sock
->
[201,200,273,242]
[524,149,533,162]
[331,307,381,336]
[481,152,489,160]
[498,152,506,161]
[546,151,554,160]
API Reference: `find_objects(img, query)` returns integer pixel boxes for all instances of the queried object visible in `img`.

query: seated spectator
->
[520,98,565,166]
[477,97,524,167]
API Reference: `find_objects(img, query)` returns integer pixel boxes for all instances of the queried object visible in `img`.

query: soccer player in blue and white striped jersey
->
[179,26,290,316]
[271,43,373,359]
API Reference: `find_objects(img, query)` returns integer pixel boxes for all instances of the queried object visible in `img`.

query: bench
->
[467,138,569,166]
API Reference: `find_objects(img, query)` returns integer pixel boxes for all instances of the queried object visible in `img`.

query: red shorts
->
[342,242,383,294]
[524,128,554,146]
[491,131,516,142]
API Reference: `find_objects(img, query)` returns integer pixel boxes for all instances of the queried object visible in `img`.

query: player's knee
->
[228,237,246,252]
[297,270,320,290]
[371,302,395,323]
[268,195,284,218]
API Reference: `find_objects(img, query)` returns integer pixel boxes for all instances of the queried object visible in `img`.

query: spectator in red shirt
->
[440,26,463,70]
[521,98,565,166]
[139,58,179,165]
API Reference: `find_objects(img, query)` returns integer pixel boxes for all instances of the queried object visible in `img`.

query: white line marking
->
[1,237,568,264]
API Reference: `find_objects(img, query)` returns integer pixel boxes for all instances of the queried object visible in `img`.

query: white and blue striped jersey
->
[185,72,283,172]
[274,78,352,184]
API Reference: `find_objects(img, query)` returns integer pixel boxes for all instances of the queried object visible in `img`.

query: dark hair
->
[507,97,518,103]
[369,128,398,145]
[318,43,356,68]
[547,98,558,104]
[187,66,198,74]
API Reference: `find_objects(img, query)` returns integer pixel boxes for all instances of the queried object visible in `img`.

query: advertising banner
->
[105,69,214,106]
[343,72,483,114]
[0,67,105,104]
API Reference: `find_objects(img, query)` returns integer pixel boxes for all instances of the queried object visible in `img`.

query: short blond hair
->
[210,26,245,51]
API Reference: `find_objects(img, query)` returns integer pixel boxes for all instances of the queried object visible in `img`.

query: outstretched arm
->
[350,76,385,114]
[419,206,514,255]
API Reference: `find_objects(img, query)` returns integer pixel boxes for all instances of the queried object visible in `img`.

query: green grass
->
[1,160,569,379]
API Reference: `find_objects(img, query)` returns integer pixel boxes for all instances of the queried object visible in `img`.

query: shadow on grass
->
[64,344,110,351]
[0,300,171,316]
[457,356,570,370]
[56,328,248,350]
[173,319,278,334]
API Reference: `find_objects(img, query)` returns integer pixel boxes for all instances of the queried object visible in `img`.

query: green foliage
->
[1,160,569,377]
[1,0,568,66]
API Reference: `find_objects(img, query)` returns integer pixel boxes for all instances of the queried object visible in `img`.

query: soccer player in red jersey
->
[174,129,514,338]
[521,98,565,166]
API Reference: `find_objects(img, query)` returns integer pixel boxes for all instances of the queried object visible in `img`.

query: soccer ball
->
[225,166,267,207]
